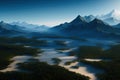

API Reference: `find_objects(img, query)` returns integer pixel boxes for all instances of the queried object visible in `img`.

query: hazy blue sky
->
[0,0,120,26]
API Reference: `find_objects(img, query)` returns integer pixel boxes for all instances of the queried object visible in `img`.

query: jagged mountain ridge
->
[84,15,95,22]
[98,9,120,25]
[84,9,120,25]
[51,15,87,32]
[51,15,120,37]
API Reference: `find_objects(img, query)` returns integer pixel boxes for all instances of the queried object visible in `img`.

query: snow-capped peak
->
[97,9,120,25]
[103,9,120,20]
[109,9,120,19]
[111,9,120,13]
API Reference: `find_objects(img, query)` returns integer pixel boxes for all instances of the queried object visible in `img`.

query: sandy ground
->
[0,56,32,72]
[84,59,102,62]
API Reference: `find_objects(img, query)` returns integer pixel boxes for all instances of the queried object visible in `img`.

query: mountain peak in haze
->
[111,9,120,14]
[70,15,86,24]
[109,9,120,19]
[75,15,84,20]
[91,18,104,24]
[72,15,85,22]
[101,9,120,20]
[84,15,95,22]
[99,9,120,25]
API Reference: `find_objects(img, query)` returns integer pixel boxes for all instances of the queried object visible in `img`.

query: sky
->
[0,0,120,26]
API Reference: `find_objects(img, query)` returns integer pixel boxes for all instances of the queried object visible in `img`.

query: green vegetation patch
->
[0,36,47,46]
[52,58,61,65]
[75,45,120,80]
[0,61,89,80]
[54,40,67,46]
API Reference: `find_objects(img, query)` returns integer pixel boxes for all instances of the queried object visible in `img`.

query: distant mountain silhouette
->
[0,21,27,36]
[11,22,49,32]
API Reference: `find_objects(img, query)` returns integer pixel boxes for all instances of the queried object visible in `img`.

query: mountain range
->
[0,9,120,38]
[51,15,120,38]
[84,9,120,25]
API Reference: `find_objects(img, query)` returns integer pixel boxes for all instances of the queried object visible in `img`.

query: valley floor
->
[0,37,119,80]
